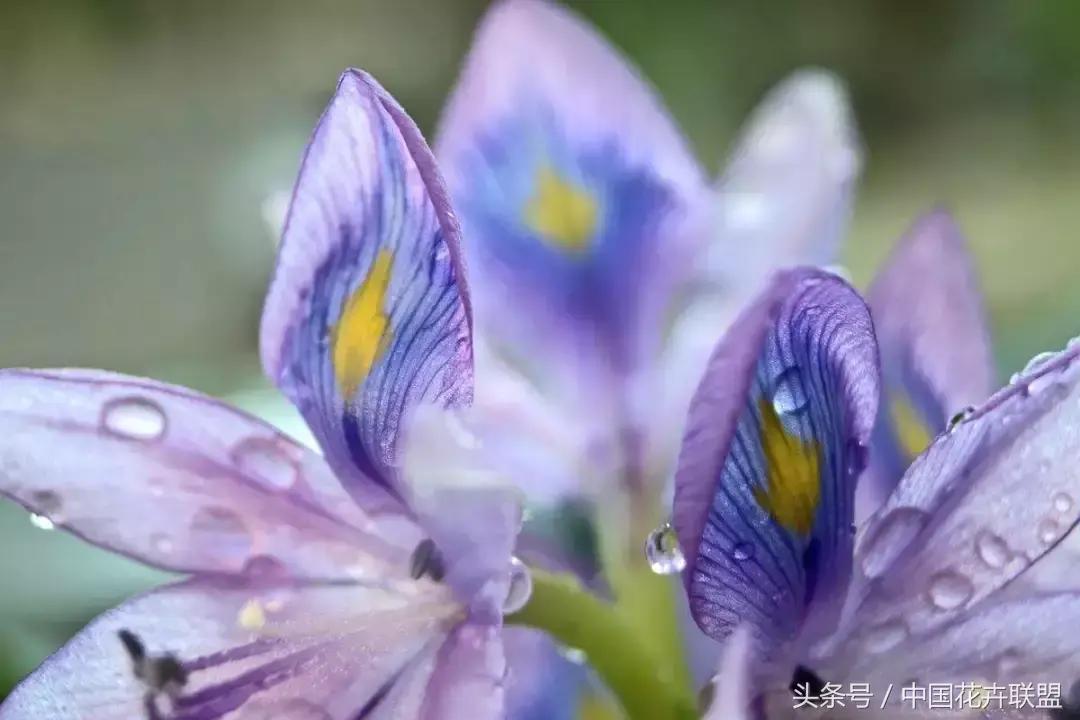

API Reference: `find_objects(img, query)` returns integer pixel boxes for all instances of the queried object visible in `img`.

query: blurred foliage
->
[1,0,1080,699]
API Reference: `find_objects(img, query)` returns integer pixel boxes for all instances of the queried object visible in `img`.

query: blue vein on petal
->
[283,98,464,498]
[693,285,850,635]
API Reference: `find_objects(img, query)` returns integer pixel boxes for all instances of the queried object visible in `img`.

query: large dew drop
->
[771,367,809,416]
[732,542,755,562]
[1038,518,1060,546]
[503,557,532,614]
[974,531,1010,569]
[644,521,686,575]
[862,619,909,654]
[101,397,167,441]
[925,570,974,611]
[1054,492,1074,515]
[232,437,299,491]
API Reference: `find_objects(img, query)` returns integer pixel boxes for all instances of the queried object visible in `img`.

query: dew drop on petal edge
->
[644,521,686,575]
[503,557,532,614]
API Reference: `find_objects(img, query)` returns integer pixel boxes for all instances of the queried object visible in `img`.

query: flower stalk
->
[508,567,698,720]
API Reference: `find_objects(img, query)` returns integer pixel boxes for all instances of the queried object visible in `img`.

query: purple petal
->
[416,623,506,720]
[502,628,583,720]
[842,342,1080,645]
[663,72,861,485]
[436,0,708,404]
[703,626,755,720]
[0,369,417,580]
[0,576,464,720]
[260,69,473,507]
[858,209,994,519]
[824,592,1080,690]
[471,343,591,504]
[709,70,860,297]
[672,269,878,665]
[402,405,523,612]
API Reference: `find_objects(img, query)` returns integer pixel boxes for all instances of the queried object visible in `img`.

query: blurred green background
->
[2,0,1080,697]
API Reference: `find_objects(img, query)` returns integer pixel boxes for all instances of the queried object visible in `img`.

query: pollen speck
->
[238,599,267,630]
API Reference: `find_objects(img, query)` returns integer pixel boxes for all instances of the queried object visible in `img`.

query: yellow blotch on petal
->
[889,395,932,460]
[753,397,821,537]
[238,599,266,630]
[524,165,598,252]
[332,249,394,397]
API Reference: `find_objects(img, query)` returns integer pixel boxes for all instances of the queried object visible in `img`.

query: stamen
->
[118,629,189,719]
[409,538,445,582]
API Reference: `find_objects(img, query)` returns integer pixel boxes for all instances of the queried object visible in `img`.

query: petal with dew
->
[260,69,473,507]
[0,575,468,720]
[0,369,417,581]
[840,343,1080,650]
[436,0,708,403]
[823,591,1080,690]
[672,269,878,668]
[708,70,860,297]
[858,209,994,519]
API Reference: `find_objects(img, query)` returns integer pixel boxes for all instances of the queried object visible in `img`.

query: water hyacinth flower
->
[673,266,1080,716]
[435,0,861,519]
[0,70,531,720]
[858,209,995,519]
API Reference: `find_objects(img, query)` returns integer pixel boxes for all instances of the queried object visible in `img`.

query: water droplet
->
[232,438,300,491]
[559,646,587,665]
[1054,492,1074,514]
[771,367,809,416]
[29,513,55,530]
[732,542,755,562]
[1039,518,1060,545]
[150,533,174,554]
[409,538,446,582]
[503,557,532,614]
[859,507,928,579]
[975,531,1010,569]
[926,570,974,611]
[101,397,167,441]
[821,264,852,282]
[845,440,868,479]
[946,406,975,433]
[644,521,686,575]
[862,619,909,654]
[190,506,252,564]
[1024,351,1058,375]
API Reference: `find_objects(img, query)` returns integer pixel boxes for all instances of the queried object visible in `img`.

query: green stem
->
[508,568,698,720]
[598,503,693,698]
